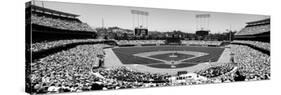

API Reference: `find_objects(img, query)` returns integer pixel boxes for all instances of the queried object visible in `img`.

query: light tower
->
[195,14,211,40]
[131,10,149,36]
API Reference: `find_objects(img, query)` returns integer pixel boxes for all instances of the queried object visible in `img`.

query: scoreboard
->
[135,28,148,36]
[196,30,209,36]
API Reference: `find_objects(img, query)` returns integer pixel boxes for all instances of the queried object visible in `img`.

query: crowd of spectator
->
[31,14,94,32]
[116,40,223,46]
[31,39,105,52]
[98,67,169,83]
[233,40,270,51]
[29,44,171,94]
[181,40,222,46]
[236,25,270,35]
[197,44,270,83]
[229,45,270,81]
[93,67,171,89]
[117,40,165,45]
[32,40,224,52]
[29,44,105,94]
[197,63,234,78]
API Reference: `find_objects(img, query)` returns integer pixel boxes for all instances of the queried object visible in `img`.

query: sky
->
[33,1,269,33]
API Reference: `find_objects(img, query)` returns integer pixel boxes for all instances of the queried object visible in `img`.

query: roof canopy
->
[30,5,79,17]
[246,18,270,25]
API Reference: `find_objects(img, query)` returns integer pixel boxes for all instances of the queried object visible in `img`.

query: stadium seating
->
[229,45,270,81]
[232,40,270,51]
[236,25,269,35]
[181,40,222,46]
[29,44,172,94]
[31,14,94,32]
[198,44,270,83]
[117,40,165,45]
[31,39,105,52]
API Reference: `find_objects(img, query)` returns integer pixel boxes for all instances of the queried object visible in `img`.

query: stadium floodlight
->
[131,10,149,16]
[131,10,149,29]
[195,14,210,18]
[196,14,211,31]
